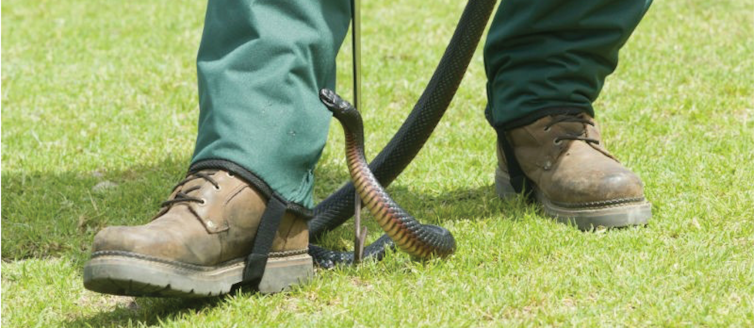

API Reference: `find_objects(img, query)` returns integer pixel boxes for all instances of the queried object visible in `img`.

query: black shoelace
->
[160,171,220,207]
[545,114,600,145]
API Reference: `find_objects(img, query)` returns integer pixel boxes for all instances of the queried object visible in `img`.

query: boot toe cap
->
[90,222,219,266]
[547,167,645,206]
[91,226,185,258]
[92,226,155,253]
[602,171,644,198]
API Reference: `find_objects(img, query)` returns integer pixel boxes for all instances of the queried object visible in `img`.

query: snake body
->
[307,0,497,266]
[309,0,497,238]
[318,89,456,259]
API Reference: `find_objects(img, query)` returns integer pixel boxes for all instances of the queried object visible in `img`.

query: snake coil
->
[308,0,497,267]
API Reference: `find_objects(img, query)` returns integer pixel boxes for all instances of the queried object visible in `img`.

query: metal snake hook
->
[354,190,367,263]
[351,0,366,264]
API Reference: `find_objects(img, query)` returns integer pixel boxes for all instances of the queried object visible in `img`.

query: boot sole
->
[495,168,651,230]
[83,251,313,297]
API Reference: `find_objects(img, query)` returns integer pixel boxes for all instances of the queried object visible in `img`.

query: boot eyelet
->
[214,185,221,191]
[199,198,207,205]
[553,138,562,145]
[226,172,234,178]
[544,127,551,132]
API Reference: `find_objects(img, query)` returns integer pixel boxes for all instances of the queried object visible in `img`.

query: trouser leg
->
[484,0,653,128]
[192,0,351,208]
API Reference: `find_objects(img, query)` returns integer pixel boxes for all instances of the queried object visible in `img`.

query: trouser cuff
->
[493,107,590,131]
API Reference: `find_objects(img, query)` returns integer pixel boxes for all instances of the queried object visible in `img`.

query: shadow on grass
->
[312,158,529,228]
[66,283,319,327]
[3,153,532,326]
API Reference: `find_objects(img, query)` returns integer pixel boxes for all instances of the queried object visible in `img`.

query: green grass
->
[2,0,753,326]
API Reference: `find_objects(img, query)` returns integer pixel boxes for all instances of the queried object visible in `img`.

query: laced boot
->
[83,169,312,297]
[495,113,651,229]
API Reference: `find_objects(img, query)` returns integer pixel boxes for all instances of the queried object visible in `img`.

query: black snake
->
[308,0,497,267]
[309,90,457,266]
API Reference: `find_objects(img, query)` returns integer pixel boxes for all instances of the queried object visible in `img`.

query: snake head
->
[319,88,356,117]
[319,88,364,145]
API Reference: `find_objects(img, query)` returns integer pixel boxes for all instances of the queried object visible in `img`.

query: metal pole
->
[351,0,362,112]
[354,190,366,263]
[351,0,366,264]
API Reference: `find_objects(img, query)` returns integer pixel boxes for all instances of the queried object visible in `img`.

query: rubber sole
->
[495,167,651,230]
[83,251,313,297]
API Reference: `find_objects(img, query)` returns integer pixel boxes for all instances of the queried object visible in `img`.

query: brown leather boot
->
[495,113,651,230]
[83,169,313,297]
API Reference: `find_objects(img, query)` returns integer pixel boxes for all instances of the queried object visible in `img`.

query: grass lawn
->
[2,0,753,326]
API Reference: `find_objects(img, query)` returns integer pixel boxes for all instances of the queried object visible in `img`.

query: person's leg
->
[485,0,653,229]
[193,0,351,209]
[84,0,351,297]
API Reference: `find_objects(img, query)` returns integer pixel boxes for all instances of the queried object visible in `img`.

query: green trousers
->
[191,0,652,208]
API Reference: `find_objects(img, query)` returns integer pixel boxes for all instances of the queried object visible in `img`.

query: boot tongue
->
[554,114,620,163]
[551,114,588,137]
[559,122,585,136]
[182,170,219,193]
[152,170,221,221]
[183,176,207,192]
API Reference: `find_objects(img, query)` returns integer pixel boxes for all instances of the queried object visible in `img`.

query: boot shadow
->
[65,295,221,327]
[65,282,303,327]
